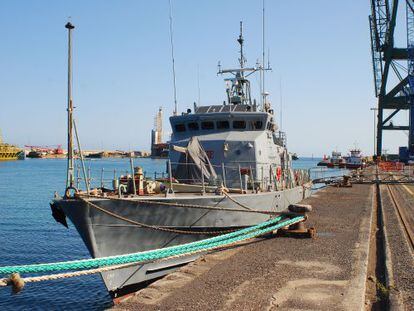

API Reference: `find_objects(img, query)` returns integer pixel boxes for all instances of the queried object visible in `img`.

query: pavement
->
[113,184,375,311]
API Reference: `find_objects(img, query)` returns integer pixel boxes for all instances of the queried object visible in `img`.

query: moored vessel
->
[326,151,346,168]
[51,21,312,298]
[345,148,365,169]
[0,130,23,161]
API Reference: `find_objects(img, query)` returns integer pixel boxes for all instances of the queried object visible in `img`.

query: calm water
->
[0,157,343,310]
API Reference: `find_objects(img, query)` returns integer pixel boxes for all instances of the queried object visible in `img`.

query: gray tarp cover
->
[172,137,217,183]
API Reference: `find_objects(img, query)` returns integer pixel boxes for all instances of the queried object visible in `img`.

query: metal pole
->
[261,165,264,189]
[249,165,254,190]
[238,164,243,192]
[100,168,105,188]
[201,160,205,194]
[261,0,266,109]
[76,164,80,189]
[169,0,178,115]
[221,162,227,188]
[168,159,174,192]
[65,22,75,190]
[88,166,91,190]
[73,119,90,194]
[370,107,378,156]
[130,154,137,195]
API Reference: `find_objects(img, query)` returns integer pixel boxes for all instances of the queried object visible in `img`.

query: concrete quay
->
[113,177,414,310]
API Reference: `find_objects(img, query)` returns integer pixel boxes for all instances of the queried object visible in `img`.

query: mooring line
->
[0,216,304,293]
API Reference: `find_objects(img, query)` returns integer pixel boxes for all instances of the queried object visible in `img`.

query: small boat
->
[326,151,346,168]
[345,149,365,169]
[85,152,105,159]
[26,150,44,158]
[317,155,330,166]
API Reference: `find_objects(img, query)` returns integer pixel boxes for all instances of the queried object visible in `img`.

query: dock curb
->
[343,184,374,310]
[379,185,405,311]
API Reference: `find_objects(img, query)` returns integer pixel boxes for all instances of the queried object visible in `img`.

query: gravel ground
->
[380,185,414,310]
[113,184,374,311]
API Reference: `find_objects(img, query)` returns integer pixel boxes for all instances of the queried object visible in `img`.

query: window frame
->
[233,120,247,129]
[201,121,215,130]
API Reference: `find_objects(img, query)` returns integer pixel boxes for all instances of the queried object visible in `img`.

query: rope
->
[80,194,279,215]
[0,216,302,276]
[0,216,303,291]
[79,197,239,235]
[222,191,253,210]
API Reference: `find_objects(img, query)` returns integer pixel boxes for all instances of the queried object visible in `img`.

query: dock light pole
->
[65,22,75,191]
[370,107,378,157]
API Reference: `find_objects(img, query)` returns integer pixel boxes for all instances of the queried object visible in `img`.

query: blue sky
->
[0,1,409,156]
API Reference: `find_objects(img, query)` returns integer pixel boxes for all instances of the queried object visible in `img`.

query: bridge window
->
[174,124,186,132]
[201,121,215,130]
[187,122,199,131]
[253,121,263,130]
[217,120,230,129]
[233,120,246,129]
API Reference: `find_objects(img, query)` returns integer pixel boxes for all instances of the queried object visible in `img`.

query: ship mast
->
[65,22,75,191]
[238,21,245,70]
[218,21,256,106]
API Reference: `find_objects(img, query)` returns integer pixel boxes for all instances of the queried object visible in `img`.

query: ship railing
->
[308,166,349,185]
[73,160,311,194]
[167,161,310,193]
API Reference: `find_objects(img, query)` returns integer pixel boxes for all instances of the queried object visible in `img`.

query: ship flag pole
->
[169,0,178,116]
[65,22,75,191]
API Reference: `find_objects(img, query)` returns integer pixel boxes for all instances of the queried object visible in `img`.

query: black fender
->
[50,202,68,228]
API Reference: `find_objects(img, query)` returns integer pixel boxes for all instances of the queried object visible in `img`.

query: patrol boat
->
[51,22,312,297]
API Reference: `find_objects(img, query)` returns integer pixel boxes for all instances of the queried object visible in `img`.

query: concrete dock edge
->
[379,185,405,311]
[343,185,374,311]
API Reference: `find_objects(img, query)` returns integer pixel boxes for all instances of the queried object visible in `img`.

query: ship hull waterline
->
[53,184,312,297]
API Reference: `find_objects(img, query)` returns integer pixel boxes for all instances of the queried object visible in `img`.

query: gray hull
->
[55,185,311,296]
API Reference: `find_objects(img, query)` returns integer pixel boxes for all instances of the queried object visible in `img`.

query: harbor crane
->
[369,0,414,159]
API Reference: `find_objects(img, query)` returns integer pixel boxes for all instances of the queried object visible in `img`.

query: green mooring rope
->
[0,216,303,275]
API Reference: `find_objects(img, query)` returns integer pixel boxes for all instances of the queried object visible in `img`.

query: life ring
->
[276,167,282,181]
[64,186,78,198]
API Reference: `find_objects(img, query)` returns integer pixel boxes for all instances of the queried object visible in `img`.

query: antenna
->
[237,21,245,69]
[261,0,266,109]
[197,64,201,105]
[168,0,178,116]
[65,21,75,190]
[279,77,283,131]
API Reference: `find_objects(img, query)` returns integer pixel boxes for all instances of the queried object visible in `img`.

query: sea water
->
[0,157,343,310]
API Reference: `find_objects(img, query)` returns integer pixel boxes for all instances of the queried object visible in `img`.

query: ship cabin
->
[167,21,293,190]
[169,104,290,190]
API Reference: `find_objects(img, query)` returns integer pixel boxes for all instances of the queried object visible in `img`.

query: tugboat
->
[326,151,346,168]
[0,130,23,161]
[317,154,330,167]
[345,149,365,169]
[51,22,313,297]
